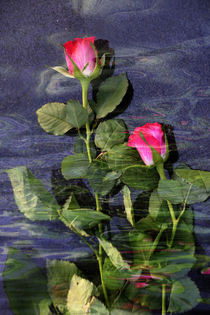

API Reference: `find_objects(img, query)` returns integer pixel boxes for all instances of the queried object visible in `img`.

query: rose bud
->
[127,122,168,166]
[52,37,105,81]
[63,37,96,76]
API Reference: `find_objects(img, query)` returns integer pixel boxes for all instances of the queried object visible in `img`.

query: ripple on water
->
[0,116,30,138]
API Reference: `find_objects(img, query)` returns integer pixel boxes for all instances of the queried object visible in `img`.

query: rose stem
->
[155,163,177,248]
[162,283,167,315]
[81,80,110,309]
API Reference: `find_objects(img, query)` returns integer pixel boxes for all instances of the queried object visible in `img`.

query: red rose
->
[63,37,97,76]
[127,122,166,166]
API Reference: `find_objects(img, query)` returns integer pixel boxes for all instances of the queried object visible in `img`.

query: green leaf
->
[173,167,210,203]
[88,297,109,315]
[158,180,186,204]
[62,193,80,212]
[103,258,126,291]
[87,161,116,196]
[39,299,52,315]
[158,179,209,204]
[95,119,127,152]
[149,190,170,223]
[60,209,110,236]
[3,248,50,315]
[168,277,201,313]
[107,144,144,171]
[150,246,195,280]
[94,73,129,119]
[98,238,130,270]
[36,102,73,135]
[47,259,80,311]
[174,168,210,191]
[66,274,95,314]
[6,166,59,221]
[66,100,88,129]
[61,153,89,180]
[135,215,160,232]
[103,258,137,291]
[121,166,159,191]
[121,185,135,227]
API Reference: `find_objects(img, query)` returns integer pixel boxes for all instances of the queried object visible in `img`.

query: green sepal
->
[63,46,86,80]
[51,66,74,78]
[139,131,163,165]
[163,132,169,162]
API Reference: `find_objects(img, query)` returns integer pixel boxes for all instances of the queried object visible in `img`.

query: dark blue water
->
[0,0,210,314]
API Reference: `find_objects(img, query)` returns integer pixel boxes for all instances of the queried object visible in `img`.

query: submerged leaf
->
[3,248,50,315]
[168,277,201,313]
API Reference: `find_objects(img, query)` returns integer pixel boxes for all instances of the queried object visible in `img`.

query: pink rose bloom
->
[127,122,166,166]
[135,282,149,289]
[201,268,210,275]
[63,37,97,76]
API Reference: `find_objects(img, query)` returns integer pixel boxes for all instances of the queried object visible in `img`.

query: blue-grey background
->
[0,0,210,314]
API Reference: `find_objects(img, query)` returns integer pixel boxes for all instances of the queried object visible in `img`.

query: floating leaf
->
[61,153,89,180]
[6,166,59,221]
[3,248,50,315]
[168,277,201,313]
[98,238,130,270]
[36,102,73,135]
[94,73,129,119]
[95,119,127,152]
[66,100,88,129]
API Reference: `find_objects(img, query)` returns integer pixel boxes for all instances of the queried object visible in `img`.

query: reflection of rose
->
[127,122,166,166]
[63,37,97,76]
